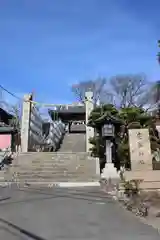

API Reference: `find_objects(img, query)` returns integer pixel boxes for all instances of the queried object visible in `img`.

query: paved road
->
[0,186,159,239]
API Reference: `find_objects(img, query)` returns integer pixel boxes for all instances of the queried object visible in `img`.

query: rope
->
[26,99,87,107]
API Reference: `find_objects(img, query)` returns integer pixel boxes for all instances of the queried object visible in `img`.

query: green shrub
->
[123,179,142,197]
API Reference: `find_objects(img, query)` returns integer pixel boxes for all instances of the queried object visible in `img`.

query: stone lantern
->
[95,113,122,180]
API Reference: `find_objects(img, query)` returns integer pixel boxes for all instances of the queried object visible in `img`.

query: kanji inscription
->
[129,129,152,171]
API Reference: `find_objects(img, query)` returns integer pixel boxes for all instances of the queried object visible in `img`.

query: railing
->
[28,105,65,151]
[43,121,65,151]
[28,106,44,150]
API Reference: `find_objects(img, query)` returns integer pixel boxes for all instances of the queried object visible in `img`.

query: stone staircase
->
[58,133,86,152]
[0,132,100,186]
[124,170,160,190]
[5,152,100,185]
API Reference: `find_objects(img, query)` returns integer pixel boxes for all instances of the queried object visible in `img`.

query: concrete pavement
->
[0,186,159,239]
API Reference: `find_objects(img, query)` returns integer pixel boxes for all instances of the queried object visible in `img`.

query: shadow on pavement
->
[0,217,47,240]
[0,185,113,206]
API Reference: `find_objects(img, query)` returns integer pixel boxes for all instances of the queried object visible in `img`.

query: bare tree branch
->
[71,78,107,103]
[0,88,10,110]
[0,88,22,131]
[136,81,160,113]
[9,101,22,131]
[144,80,160,116]
[110,74,148,108]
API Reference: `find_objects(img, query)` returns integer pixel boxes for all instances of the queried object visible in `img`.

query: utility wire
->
[1,84,155,111]
[0,84,94,107]
[0,84,22,101]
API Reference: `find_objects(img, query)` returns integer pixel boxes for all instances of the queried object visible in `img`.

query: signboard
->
[0,134,11,150]
[128,129,152,171]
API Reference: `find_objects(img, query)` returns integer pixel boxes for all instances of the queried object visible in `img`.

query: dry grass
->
[139,191,160,207]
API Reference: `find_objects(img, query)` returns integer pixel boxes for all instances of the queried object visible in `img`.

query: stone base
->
[101,163,119,180]
[124,170,160,190]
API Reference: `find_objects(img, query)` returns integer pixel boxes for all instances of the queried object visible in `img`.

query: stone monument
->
[124,128,160,189]
[128,128,152,171]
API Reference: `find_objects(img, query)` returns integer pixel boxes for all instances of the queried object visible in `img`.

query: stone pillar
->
[101,140,119,180]
[85,91,94,152]
[21,94,32,152]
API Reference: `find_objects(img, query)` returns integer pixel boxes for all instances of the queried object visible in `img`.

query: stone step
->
[18,153,88,156]
[13,169,91,174]
[16,159,89,163]
[14,169,96,174]
[13,164,89,169]
[14,171,96,176]
[14,168,94,174]
[13,163,90,168]
[15,157,89,161]
[15,160,89,163]
[14,172,96,176]
[15,176,96,179]
[16,158,88,162]
[9,152,100,184]
[18,152,88,156]
[14,174,98,179]
[14,179,97,183]
[15,154,90,163]
[13,161,93,167]
[124,170,160,181]
[14,161,94,166]
[13,161,94,167]
[124,170,160,190]
[15,159,87,164]
[13,177,97,182]
[14,172,98,178]
[58,133,86,152]
[15,179,98,183]
[15,174,97,179]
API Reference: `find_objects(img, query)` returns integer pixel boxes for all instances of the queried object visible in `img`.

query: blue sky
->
[0,0,160,106]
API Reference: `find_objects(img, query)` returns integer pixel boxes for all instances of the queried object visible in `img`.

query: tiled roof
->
[0,108,13,119]
[49,105,85,114]
[0,126,16,133]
